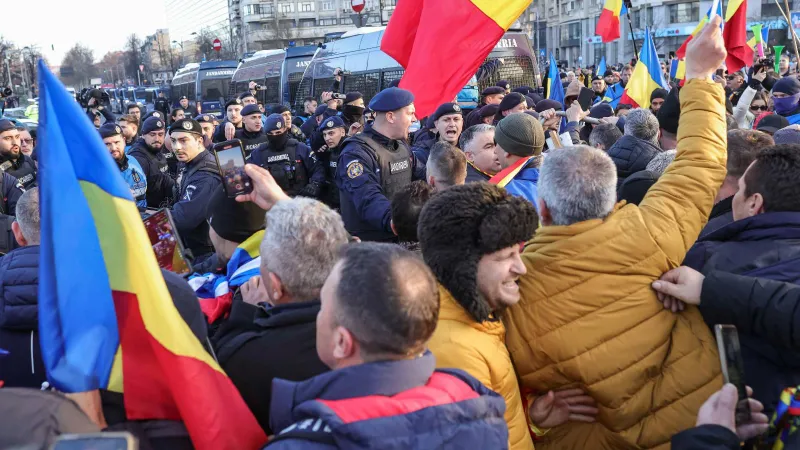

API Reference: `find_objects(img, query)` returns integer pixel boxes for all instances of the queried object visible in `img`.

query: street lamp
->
[172,32,198,66]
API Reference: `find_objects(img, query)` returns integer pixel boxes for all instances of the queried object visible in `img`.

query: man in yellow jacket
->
[504,19,728,450]
[420,183,598,450]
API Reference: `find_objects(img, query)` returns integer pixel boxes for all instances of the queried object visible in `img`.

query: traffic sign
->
[351,0,365,13]
[213,38,222,52]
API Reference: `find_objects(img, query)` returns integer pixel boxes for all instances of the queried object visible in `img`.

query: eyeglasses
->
[21,139,33,145]
[750,105,769,111]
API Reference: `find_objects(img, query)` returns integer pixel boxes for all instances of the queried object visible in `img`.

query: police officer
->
[195,114,216,150]
[336,87,425,242]
[179,96,198,117]
[235,104,267,156]
[128,116,176,208]
[249,114,324,197]
[99,123,147,208]
[169,118,222,262]
[270,104,306,142]
[0,120,37,189]
[316,116,348,209]
[411,103,463,165]
[154,91,170,119]
[213,98,244,143]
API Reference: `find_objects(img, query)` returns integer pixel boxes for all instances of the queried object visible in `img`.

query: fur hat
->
[418,183,538,322]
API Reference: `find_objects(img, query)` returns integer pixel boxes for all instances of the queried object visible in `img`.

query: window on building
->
[281,3,293,13]
[299,18,315,27]
[299,3,314,12]
[341,18,351,24]
[668,3,699,23]
[321,1,333,10]
[319,18,337,25]
[384,0,397,6]
[761,3,782,16]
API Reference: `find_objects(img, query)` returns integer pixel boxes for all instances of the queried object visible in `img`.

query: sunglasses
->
[750,105,768,111]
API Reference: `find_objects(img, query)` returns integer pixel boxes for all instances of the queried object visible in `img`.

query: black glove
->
[297,181,321,199]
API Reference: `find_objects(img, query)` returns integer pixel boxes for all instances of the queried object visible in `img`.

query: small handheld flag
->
[675,2,723,59]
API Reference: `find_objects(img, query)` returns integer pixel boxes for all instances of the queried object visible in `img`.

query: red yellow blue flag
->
[619,29,668,108]
[36,60,266,450]
[596,0,628,43]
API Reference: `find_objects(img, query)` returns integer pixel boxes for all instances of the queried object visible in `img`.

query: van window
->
[367,51,401,72]
[188,82,196,102]
[360,31,380,50]
[265,77,280,104]
[345,53,368,73]
[333,36,363,53]
[381,70,404,89]
[313,78,335,99]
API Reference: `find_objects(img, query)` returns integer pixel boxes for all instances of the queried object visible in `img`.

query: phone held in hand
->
[53,432,138,450]
[578,87,594,111]
[213,139,253,198]
[714,324,751,425]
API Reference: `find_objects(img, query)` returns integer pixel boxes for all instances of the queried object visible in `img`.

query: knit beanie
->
[495,113,545,157]
[657,87,681,134]
[772,77,800,96]
[418,183,538,322]
[650,88,668,102]
[772,124,800,144]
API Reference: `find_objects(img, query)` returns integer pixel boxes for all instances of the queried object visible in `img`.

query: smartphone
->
[715,324,751,425]
[715,68,725,78]
[578,87,594,111]
[53,432,138,450]
[213,139,252,198]
[142,209,193,276]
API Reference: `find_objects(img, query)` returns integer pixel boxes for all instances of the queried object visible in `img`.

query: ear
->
[428,175,436,188]
[267,271,285,304]
[751,193,766,216]
[11,221,26,247]
[333,326,356,360]
[390,220,398,236]
[537,197,553,226]
[464,152,476,163]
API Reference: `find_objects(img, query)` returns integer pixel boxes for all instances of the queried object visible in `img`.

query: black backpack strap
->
[266,430,336,446]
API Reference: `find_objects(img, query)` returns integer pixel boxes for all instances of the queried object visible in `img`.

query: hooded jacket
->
[606,135,660,189]
[503,160,540,207]
[428,287,534,450]
[505,79,726,450]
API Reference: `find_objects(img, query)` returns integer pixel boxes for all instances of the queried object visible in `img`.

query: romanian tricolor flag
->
[596,0,628,43]
[36,61,267,450]
[675,2,723,59]
[723,0,754,73]
[381,0,532,118]
[489,156,534,187]
[619,29,667,108]
[669,59,686,81]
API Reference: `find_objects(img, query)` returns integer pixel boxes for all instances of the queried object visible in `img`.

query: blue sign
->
[288,40,296,47]
[792,12,800,29]
[540,49,546,57]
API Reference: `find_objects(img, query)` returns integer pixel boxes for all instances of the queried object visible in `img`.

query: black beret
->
[498,92,525,112]
[180,95,188,100]
[481,86,505,96]
[534,99,563,113]
[320,116,346,131]
[592,75,603,82]
[141,116,166,134]
[225,98,243,109]
[603,70,615,77]
[479,104,499,118]
[194,114,214,124]
[270,104,290,115]
[143,110,164,121]
[207,187,266,244]
[239,92,255,100]
[169,118,203,136]
[98,123,123,139]
[368,87,414,112]
[524,96,536,108]
[0,119,15,133]
[345,92,363,104]
[313,104,329,116]
[513,86,533,95]
[496,80,511,90]
[241,104,262,116]
[432,103,463,122]
[589,103,614,119]
[657,87,680,134]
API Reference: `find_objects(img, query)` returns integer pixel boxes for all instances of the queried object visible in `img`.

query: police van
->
[296,27,538,113]
[228,45,317,112]
[171,60,238,118]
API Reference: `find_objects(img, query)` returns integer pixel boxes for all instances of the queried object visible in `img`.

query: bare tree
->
[124,34,143,84]
[0,37,15,88]
[154,35,176,73]
[60,44,96,88]
[194,28,216,62]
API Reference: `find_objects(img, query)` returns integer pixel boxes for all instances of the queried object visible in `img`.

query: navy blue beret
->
[169,118,203,136]
[98,123,122,139]
[142,110,164,122]
[194,114,214,124]
[0,119,15,133]
[271,104,290,115]
[496,80,511,90]
[265,114,285,131]
[141,116,166,134]
[225,98,243,109]
[319,116,346,131]
[314,104,329,116]
[239,92,255,100]
[368,87,414,112]
[242,104,262,116]
[482,86,505,96]
[432,103,463,122]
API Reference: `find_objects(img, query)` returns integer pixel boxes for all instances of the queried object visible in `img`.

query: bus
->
[296,27,537,112]
[171,60,238,118]
[228,45,318,112]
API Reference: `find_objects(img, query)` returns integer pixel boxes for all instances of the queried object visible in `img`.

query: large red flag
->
[722,0,753,73]
[381,0,531,118]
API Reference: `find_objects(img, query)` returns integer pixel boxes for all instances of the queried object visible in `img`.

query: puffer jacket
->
[607,134,660,189]
[505,79,727,450]
[428,286,534,450]
[0,245,45,388]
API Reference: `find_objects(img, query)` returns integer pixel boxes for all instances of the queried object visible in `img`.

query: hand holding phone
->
[714,324,751,425]
[577,87,595,111]
[213,139,253,198]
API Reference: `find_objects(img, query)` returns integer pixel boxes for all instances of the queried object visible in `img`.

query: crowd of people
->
[2,16,800,450]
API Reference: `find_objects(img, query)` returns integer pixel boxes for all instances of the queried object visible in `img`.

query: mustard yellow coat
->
[505,79,727,450]
[429,286,535,450]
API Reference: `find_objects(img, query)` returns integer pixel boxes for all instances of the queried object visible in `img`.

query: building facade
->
[230,0,397,53]
[536,0,798,69]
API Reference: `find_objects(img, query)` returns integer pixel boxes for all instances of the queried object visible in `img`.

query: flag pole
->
[776,0,800,62]
[624,0,639,60]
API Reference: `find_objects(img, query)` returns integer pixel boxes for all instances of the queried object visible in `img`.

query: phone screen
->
[53,437,132,450]
[578,87,594,111]
[142,209,192,276]
[715,324,751,424]
[214,140,252,198]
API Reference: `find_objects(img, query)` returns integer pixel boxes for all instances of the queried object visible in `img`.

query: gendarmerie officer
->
[411,102,463,166]
[0,120,37,189]
[154,91,170,119]
[169,118,222,263]
[195,114,216,150]
[179,96,198,117]
[98,123,148,209]
[248,114,324,197]
[235,104,267,156]
[336,87,425,242]
[128,116,176,208]
[316,116,348,209]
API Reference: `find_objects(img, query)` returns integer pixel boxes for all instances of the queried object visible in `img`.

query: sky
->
[2,0,169,66]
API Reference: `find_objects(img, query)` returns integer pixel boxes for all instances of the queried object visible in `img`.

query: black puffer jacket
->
[606,135,660,190]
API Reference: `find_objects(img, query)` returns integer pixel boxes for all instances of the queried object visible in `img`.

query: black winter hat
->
[344,92,363,104]
[207,187,266,243]
[650,88,668,102]
[418,183,538,322]
[657,87,681,134]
